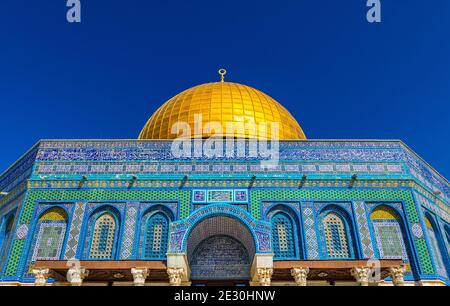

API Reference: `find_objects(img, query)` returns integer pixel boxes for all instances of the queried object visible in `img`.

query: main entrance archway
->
[190,235,250,281]
[186,215,256,282]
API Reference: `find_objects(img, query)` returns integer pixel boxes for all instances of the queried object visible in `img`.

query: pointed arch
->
[444,225,450,255]
[143,212,170,259]
[32,207,69,261]
[319,205,356,259]
[267,205,299,260]
[0,214,15,268]
[86,206,120,260]
[424,213,448,278]
[323,212,350,258]
[370,205,408,260]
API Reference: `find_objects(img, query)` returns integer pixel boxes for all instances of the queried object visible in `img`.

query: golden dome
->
[139,76,306,140]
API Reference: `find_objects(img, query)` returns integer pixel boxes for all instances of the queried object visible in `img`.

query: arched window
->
[370,206,407,260]
[32,208,68,261]
[445,226,450,256]
[143,213,169,259]
[271,212,296,259]
[322,212,351,258]
[89,213,117,259]
[0,215,14,265]
[424,216,448,278]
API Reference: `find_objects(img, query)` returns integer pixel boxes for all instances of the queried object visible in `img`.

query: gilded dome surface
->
[139,80,306,140]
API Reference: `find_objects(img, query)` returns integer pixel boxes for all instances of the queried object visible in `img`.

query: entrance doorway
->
[189,235,251,283]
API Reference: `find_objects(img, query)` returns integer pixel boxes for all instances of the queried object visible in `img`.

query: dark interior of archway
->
[190,235,250,281]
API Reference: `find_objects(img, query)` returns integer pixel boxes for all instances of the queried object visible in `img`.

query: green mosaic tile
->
[5,189,189,276]
[4,240,24,276]
[249,188,434,276]
[20,189,190,224]
[416,239,434,275]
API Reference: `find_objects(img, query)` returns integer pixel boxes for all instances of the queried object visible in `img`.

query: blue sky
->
[0,0,449,178]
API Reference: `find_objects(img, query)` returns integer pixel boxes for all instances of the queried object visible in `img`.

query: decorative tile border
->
[64,202,86,259]
[301,202,319,259]
[353,201,375,258]
[120,203,138,259]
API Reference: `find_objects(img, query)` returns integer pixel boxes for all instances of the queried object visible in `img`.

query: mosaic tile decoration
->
[189,235,250,281]
[120,203,138,259]
[0,186,440,280]
[89,213,116,259]
[411,222,424,239]
[207,190,233,202]
[353,201,375,258]
[192,189,249,204]
[427,227,447,278]
[193,190,206,203]
[29,140,450,200]
[261,202,301,220]
[0,136,450,284]
[34,161,406,176]
[415,191,449,224]
[185,215,257,261]
[15,224,29,240]
[31,222,67,261]
[301,203,319,259]
[0,217,14,272]
[0,145,38,193]
[64,202,87,259]
[249,189,435,275]
[424,217,448,279]
[322,213,350,258]
[373,220,408,260]
[271,213,295,259]
[366,203,417,276]
[234,190,248,202]
[438,221,450,257]
[143,213,169,259]
[170,204,271,254]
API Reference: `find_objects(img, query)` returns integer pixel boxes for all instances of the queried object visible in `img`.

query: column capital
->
[167,267,185,286]
[32,268,50,286]
[131,267,149,286]
[389,265,406,286]
[256,267,273,286]
[291,267,309,286]
[67,267,89,286]
[350,266,370,286]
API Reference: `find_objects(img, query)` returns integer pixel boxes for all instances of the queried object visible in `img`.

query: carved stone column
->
[350,267,370,286]
[291,267,309,286]
[167,267,184,286]
[131,268,149,286]
[67,267,89,286]
[32,268,49,286]
[167,253,191,285]
[389,266,406,286]
[257,267,273,286]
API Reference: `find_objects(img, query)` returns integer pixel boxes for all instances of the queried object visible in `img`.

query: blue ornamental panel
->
[89,213,117,259]
[143,213,169,259]
[322,213,351,258]
[271,213,295,259]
